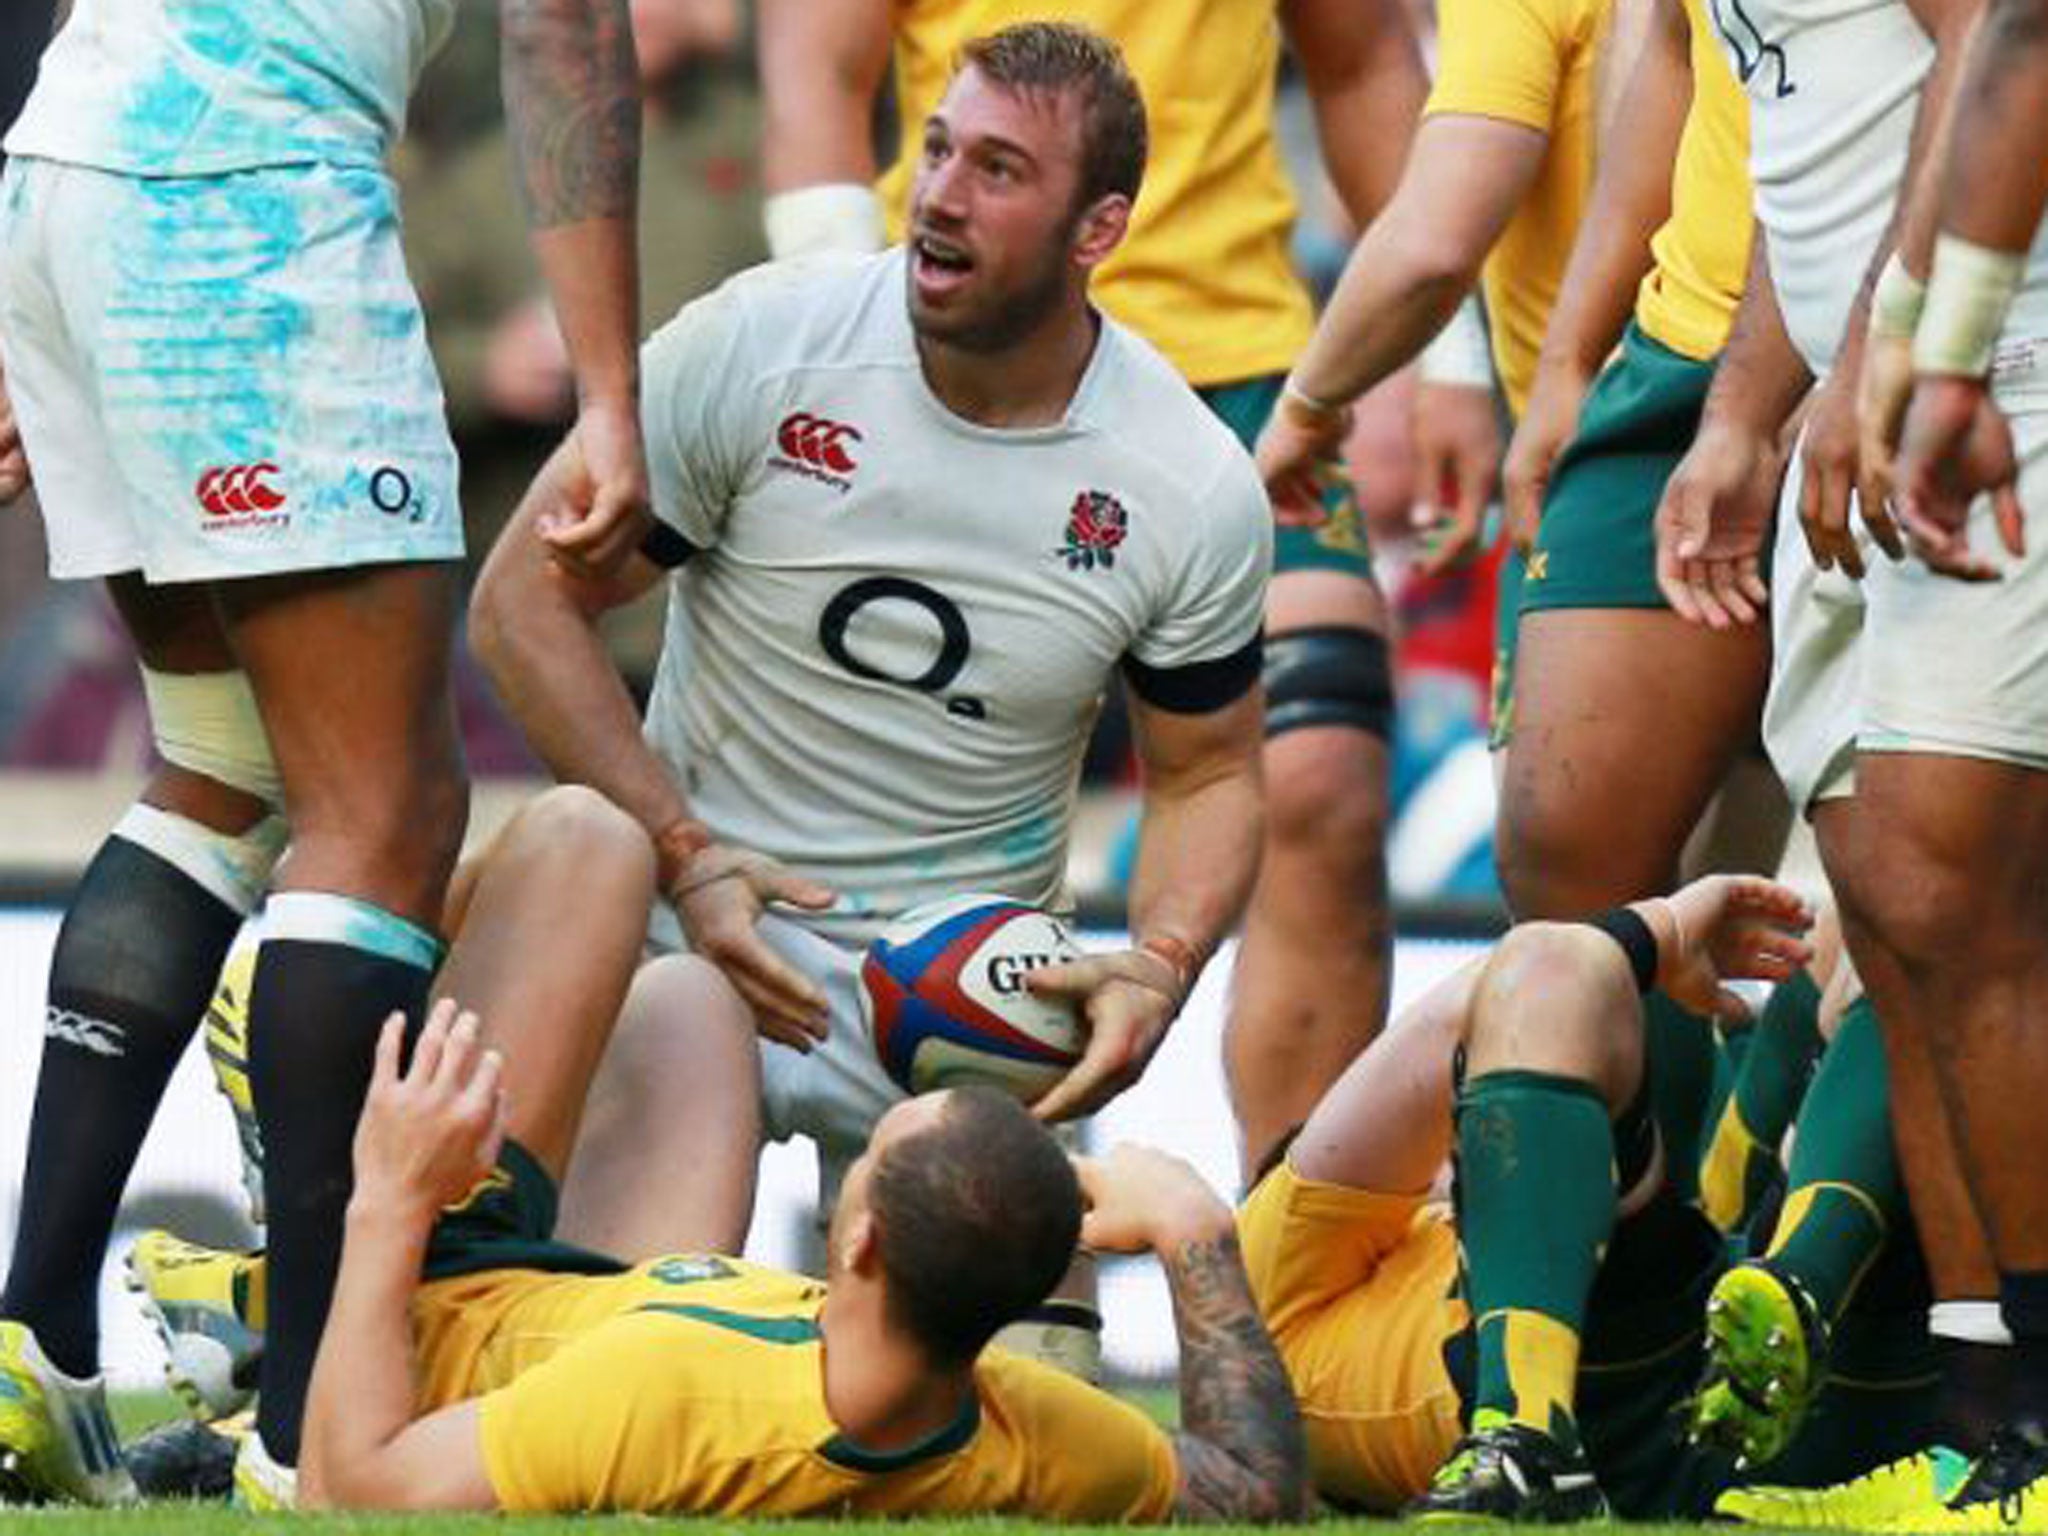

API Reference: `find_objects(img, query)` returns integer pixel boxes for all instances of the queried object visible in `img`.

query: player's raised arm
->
[1253,115,1545,515]
[499,0,649,574]
[1076,1145,1309,1522]
[300,1006,504,1511]
[756,0,892,257]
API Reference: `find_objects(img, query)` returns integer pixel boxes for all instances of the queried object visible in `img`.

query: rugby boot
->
[1716,1445,1974,1526]
[1691,1258,1829,1466]
[232,1430,296,1511]
[127,1231,265,1420]
[0,1321,136,1505]
[1872,1430,2048,1532]
[1407,1412,1609,1523]
[122,1409,249,1501]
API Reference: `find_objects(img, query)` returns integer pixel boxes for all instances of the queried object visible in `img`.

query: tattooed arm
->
[497,0,649,574]
[1075,1146,1310,1522]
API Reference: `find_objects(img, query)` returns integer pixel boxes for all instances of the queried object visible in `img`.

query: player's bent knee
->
[1470,923,1626,1071]
[1262,625,1394,742]
[142,666,283,810]
[514,785,654,880]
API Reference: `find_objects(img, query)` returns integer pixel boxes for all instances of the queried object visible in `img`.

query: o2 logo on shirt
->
[818,576,986,720]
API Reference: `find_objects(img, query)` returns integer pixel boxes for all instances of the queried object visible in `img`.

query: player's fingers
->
[410,1001,452,1086]
[760,869,837,912]
[1821,467,1865,580]
[1024,957,1108,1001]
[456,1045,503,1127]
[1796,462,1833,573]
[1995,481,2027,560]
[433,1009,484,1093]
[1707,559,1759,627]
[708,930,828,1036]
[371,1011,406,1091]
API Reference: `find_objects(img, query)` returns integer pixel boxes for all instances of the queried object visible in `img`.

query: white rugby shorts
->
[1861,401,2048,768]
[1763,438,1868,814]
[0,156,460,583]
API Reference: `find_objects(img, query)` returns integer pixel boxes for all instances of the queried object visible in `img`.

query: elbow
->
[1375,216,1483,313]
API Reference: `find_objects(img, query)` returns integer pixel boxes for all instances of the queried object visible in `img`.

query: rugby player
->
[752,0,1488,1182]
[144,790,1307,1520]
[1656,0,2048,1519]
[1250,0,1615,763]
[470,24,1267,1306]
[0,0,647,1502]
[1236,870,1909,1519]
[1493,0,1777,968]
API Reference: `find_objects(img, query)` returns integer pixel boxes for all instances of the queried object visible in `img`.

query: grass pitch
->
[4,1393,1715,1534]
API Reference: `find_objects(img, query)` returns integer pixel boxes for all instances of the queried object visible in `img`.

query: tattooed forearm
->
[1166,1231,1309,1522]
[500,0,640,228]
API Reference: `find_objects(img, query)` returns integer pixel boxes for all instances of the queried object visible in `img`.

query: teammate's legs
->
[213,561,468,1467]
[1849,754,2048,1442]
[1499,609,1770,916]
[556,954,760,1259]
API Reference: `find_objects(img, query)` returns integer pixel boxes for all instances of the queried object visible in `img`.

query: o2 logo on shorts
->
[195,463,290,534]
[368,466,425,523]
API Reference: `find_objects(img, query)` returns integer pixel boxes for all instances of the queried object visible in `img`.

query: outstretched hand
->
[671,844,837,1050]
[351,1001,509,1220]
[1654,875,1816,1022]
[1026,948,1186,1123]
[1073,1143,1230,1255]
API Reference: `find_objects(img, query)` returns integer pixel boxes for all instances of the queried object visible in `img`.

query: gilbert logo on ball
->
[860,894,1085,1100]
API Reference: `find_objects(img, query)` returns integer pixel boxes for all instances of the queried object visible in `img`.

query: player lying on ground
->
[1235,870,1953,1520]
[124,786,1309,1518]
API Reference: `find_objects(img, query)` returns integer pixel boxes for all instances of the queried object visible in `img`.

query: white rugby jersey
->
[5,0,454,175]
[1709,0,1930,373]
[639,251,1271,940]
[1714,0,2048,390]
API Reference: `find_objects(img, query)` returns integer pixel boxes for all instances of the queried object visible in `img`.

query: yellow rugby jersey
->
[1634,0,1753,360]
[1424,0,1614,415]
[877,0,1314,387]
[414,1255,1179,1519]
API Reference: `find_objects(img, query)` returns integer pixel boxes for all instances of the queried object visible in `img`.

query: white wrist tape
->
[1869,251,1927,342]
[763,183,885,261]
[1418,293,1495,389]
[1913,233,2025,378]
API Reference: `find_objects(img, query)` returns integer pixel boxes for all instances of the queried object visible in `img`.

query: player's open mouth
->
[912,234,975,295]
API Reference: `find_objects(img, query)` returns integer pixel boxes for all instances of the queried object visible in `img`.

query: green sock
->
[1645,990,1719,1205]
[1734,970,1824,1152]
[1697,972,1822,1230]
[1767,997,1897,1323]
[1458,1069,1615,1446]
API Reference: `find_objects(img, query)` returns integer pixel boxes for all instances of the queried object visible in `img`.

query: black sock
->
[1999,1272,2048,1444]
[248,895,439,1466]
[2,832,244,1377]
[1934,1333,2015,1458]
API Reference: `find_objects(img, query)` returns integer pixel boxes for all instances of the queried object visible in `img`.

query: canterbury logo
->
[45,1007,127,1058]
[196,463,286,516]
[776,412,863,475]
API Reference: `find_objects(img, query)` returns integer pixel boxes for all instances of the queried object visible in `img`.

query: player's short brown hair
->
[869,1087,1082,1364]
[958,21,1147,212]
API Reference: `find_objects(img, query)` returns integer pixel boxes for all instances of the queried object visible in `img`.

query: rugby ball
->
[860,894,1086,1100]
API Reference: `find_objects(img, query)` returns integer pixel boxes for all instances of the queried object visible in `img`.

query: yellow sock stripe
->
[1767,1181,1889,1315]
[1699,1099,1763,1232]
[1490,1308,1582,1433]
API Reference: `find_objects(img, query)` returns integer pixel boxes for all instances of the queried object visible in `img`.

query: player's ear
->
[840,1208,882,1277]
[1070,193,1131,271]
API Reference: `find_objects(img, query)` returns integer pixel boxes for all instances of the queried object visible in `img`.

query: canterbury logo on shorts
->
[45,1007,127,1058]
[196,463,286,517]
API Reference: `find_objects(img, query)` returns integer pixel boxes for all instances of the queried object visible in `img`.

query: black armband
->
[1584,907,1658,995]
[639,519,700,570]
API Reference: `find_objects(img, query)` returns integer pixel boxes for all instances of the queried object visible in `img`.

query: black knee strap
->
[1262,625,1394,741]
